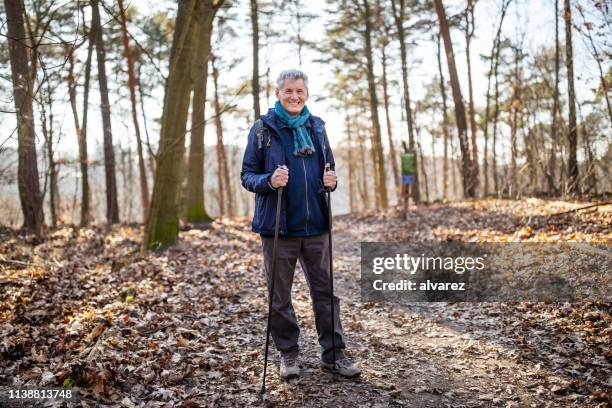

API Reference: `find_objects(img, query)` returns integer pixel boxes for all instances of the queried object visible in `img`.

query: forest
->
[1,0,611,406]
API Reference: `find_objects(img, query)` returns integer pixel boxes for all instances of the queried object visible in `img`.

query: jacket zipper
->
[301,157,309,235]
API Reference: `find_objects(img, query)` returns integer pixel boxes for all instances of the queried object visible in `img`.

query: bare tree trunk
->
[41,92,58,227]
[524,114,535,194]
[581,122,597,194]
[294,0,304,67]
[5,0,44,234]
[250,0,261,119]
[417,141,429,202]
[436,32,450,201]
[391,0,419,202]
[483,0,511,197]
[212,55,235,216]
[214,127,224,214]
[537,116,549,192]
[368,124,381,209]
[509,108,517,198]
[118,0,149,219]
[358,105,370,210]
[358,138,368,210]
[127,145,134,220]
[465,0,479,195]
[345,108,356,213]
[509,45,521,198]
[49,95,59,225]
[71,163,79,223]
[450,132,459,198]
[265,66,271,109]
[119,146,129,220]
[144,0,199,250]
[91,0,119,224]
[434,0,475,198]
[185,1,217,223]
[79,21,94,225]
[430,128,438,200]
[575,5,611,125]
[187,81,212,221]
[483,67,492,196]
[548,0,560,194]
[564,0,578,194]
[363,0,388,208]
[66,41,91,226]
[136,66,157,177]
[381,26,401,198]
[491,32,504,196]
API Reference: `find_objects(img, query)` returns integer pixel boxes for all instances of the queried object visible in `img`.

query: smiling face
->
[275,78,309,115]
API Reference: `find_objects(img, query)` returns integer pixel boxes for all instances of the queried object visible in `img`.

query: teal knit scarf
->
[274,100,314,156]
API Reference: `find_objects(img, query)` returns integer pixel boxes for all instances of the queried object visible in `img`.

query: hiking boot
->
[321,357,361,378]
[280,356,300,380]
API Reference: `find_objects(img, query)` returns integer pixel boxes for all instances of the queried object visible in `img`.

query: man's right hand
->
[271,165,289,188]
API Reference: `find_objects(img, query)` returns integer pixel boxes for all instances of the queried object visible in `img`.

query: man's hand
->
[323,163,337,190]
[271,165,289,188]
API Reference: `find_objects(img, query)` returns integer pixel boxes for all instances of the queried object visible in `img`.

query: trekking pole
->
[325,163,336,370]
[261,186,283,395]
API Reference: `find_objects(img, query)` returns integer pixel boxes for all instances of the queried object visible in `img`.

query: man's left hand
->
[323,164,337,190]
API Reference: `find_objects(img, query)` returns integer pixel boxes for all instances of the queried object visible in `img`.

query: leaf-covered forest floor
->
[0,198,610,407]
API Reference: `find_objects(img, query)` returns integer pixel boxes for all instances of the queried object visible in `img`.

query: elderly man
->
[241,69,361,380]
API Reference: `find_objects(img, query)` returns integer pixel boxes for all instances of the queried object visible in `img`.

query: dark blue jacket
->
[240,109,336,237]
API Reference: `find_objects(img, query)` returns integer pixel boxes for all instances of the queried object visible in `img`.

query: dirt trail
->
[268,216,551,407]
[252,205,609,407]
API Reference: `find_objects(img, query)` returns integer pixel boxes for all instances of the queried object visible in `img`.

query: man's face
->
[275,78,308,115]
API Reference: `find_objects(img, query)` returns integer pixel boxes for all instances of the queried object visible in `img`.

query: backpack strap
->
[255,119,272,149]
[254,118,272,149]
[255,119,264,149]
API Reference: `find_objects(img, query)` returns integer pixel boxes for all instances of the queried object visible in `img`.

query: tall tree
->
[4,0,44,234]
[434,0,475,198]
[119,146,134,220]
[491,40,509,195]
[91,0,119,223]
[483,0,511,196]
[548,0,560,194]
[144,0,209,250]
[293,0,305,67]
[575,4,612,125]
[358,102,371,210]
[564,0,578,194]
[118,0,150,219]
[345,108,357,212]
[250,0,261,119]
[211,55,235,216]
[450,128,459,197]
[40,80,59,227]
[362,0,388,208]
[66,36,92,226]
[136,65,157,177]
[80,5,95,225]
[465,0,479,194]
[185,0,221,223]
[417,140,429,202]
[509,43,522,197]
[436,32,451,201]
[377,2,401,196]
[390,0,419,202]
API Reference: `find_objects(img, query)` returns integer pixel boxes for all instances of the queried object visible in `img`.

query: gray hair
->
[276,69,309,90]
